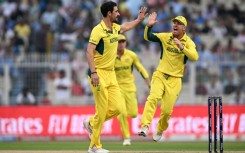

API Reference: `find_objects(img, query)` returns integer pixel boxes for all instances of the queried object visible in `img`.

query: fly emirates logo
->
[0,117,42,134]
[132,113,245,134]
[47,114,113,134]
[1,113,244,135]
[0,115,113,135]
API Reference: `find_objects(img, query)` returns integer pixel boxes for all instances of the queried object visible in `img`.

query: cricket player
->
[115,34,151,146]
[138,13,199,142]
[84,1,147,153]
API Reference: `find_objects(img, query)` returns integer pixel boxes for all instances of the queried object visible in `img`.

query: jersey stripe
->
[95,39,104,55]
[146,27,159,42]
[184,55,188,64]
[146,27,164,59]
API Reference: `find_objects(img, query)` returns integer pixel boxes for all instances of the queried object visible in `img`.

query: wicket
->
[208,96,223,153]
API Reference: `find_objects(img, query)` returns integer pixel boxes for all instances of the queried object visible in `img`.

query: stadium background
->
[0,0,245,146]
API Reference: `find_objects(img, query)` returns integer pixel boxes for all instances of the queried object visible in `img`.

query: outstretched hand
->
[137,7,148,21]
[147,12,158,27]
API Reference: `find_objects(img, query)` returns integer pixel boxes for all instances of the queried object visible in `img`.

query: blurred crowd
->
[0,0,244,105]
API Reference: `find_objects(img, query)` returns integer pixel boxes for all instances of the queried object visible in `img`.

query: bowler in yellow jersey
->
[115,34,150,146]
[84,1,147,153]
[138,13,199,142]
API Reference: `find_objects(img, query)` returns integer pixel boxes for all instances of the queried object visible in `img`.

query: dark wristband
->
[91,72,97,74]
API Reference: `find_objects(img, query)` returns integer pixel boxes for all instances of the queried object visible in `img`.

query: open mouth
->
[173,27,178,32]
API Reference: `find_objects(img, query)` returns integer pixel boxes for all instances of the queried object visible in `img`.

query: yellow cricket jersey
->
[89,20,121,70]
[144,26,199,77]
[115,49,149,92]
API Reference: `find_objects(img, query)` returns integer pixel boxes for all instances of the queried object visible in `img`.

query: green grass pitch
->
[0,141,244,152]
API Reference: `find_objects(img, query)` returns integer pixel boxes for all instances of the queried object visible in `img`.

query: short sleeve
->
[89,27,102,45]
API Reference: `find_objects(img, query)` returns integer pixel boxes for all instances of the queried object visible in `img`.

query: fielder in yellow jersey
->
[115,34,150,146]
[84,1,147,153]
[138,13,199,142]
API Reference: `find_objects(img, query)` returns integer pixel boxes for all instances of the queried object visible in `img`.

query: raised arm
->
[144,12,161,42]
[120,7,147,33]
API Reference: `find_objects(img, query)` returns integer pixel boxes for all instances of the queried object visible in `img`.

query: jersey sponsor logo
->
[167,46,184,54]
[110,37,119,43]
[125,58,130,62]
[167,36,173,45]
[115,66,130,71]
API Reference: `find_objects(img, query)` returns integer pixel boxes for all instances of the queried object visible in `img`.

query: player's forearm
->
[135,60,149,79]
[139,68,149,79]
[139,67,150,88]
[86,43,97,73]
[86,50,96,73]
[120,19,141,33]
[120,6,147,33]
[182,47,199,61]
[144,78,151,89]
[144,26,159,42]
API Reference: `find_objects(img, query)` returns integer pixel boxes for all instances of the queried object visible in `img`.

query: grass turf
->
[0,141,244,151]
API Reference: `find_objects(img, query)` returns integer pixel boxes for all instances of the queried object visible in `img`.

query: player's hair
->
[100,1,117,17]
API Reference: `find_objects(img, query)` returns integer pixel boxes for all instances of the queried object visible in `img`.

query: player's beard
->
[111,16,119,23]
